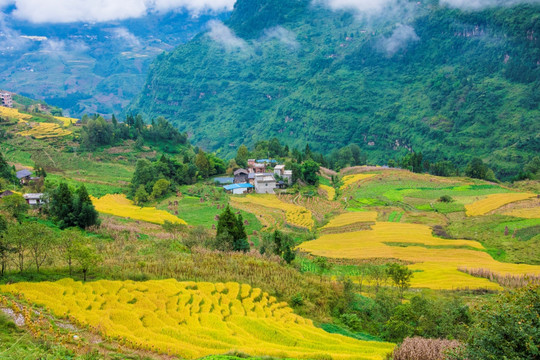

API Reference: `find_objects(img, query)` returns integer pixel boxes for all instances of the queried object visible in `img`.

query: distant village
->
[218,159,292,195]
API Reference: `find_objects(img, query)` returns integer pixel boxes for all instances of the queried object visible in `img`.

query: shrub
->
[438,195,453,203]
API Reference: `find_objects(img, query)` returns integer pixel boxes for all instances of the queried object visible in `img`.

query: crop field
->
[54,116,77,127]
[319,184,336,201]
[465,193,536,216]
[0,106,32,122]
[19,122,72,139]
[341,174,376,190]
[0,279,395,359]
[91,194,187,225]
[322,211,378,230]
[298,222,540,290]
[232,195,314,229]
[502,207,540,219]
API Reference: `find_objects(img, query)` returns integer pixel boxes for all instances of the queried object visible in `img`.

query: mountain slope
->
[130,0,540,178]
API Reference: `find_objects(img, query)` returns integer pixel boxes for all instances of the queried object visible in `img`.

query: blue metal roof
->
[223,183,254,191]
[16,169,32,179]
[256,159,277,163]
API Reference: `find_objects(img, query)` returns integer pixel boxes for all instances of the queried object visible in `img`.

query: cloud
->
[314,0,396,14]
[0,13,31,51]
[263,26,300,50]
[206,20,249,52]
[441,0,540,10]
[4,0,236,24]
[108,27,141,49]
[39,38,89,57]
[379,24,419,56]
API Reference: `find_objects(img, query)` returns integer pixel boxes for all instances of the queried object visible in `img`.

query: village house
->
[0,92,13,108]
[254,173,277,194]
[273,165,293,185]
[23,193,47,206]
[0,190,14,198]
[233,169,249,183]
[223,183,254,195]
[16,169,32,185]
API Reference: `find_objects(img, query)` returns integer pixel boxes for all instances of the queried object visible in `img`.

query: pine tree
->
[75,185,99,229]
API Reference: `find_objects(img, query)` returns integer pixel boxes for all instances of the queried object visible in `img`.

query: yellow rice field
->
[233,195,314,229]
[91,194,186,225]
[341,174,376,190]
[298,222,540,290]
[0,279,394,359]
[502,207,540,219]
[465,193,536,216]
[319,184,336,201]
[54,116,78,127]
[0,106,32,122]
[19,122,72,139]
[322,211,378,230]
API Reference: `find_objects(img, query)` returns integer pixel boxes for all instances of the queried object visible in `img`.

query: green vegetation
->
[130,0,540,180]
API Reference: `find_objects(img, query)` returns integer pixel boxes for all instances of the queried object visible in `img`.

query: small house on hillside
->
[0,190,14,198]
[234,169,249,184]
[223,183,254,195]
[254,173,277,194]
[273,165,293,185]
[251,163,266,173]
[23,193,47,206]
[16,169,32,185]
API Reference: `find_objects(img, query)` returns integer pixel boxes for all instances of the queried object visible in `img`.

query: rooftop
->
[223,183,254,191]
[16,169,32,179]
[23,193,44,199]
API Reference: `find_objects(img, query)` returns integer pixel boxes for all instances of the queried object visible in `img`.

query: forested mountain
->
[130,0,540,179]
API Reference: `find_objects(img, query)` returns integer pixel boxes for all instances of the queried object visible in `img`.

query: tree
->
[0,151,15,183]
[134,185,149,205]
[216,206,249,252]
[60,228,86,276]
[301,160,320,185]
[25,223,55,273]
[73,185,99,229]
[49,183,74,226]
[235,145,249,168]
[465,158,491,180]
[465,284,540,360]
[0,214,9,276]
[151,179,170,199]
[0,194,29,222]
[195,149,211,178]
[72,239,100,282]
[387,263,413,300]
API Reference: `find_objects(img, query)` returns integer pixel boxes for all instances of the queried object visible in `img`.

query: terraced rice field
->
[0,106,32,121]
[232,195,314,229]
[298,222,540,290]
[319,184,336,201]
[19,122,72,139]
[54,116,78,127]
[341,174,376,190]
[502,207,540,219]
[322,212,378,230]
[465,193,536,216]
[91,194,186,225]
[1,279,394,359]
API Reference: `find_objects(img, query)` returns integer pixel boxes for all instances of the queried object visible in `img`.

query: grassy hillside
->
[130,0,540,179]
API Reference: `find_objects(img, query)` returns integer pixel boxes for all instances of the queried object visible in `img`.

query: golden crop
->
[465,193,536,216]
[91,194,187,225]
[502,207,540,219]
[54,116,78,127]
[233,195,314,229]
[322,211,378,229]
[319,184,336,201]
[19,122,72,139]
[341,174,376,190]
[0,106,32,122]
[298,222,540,290]
[1,279,394,359]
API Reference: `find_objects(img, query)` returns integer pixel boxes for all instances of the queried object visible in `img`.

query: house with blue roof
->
[223,183,254,195]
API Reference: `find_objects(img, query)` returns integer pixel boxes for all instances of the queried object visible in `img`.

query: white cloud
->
[314,0,397,14]
[379,24,419,56]
[263,26,300,50]
[4,0,236,24]
[0,13,31,51]
[441,0,540,10]
[108,27,141,49]
[206,20,249,52]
